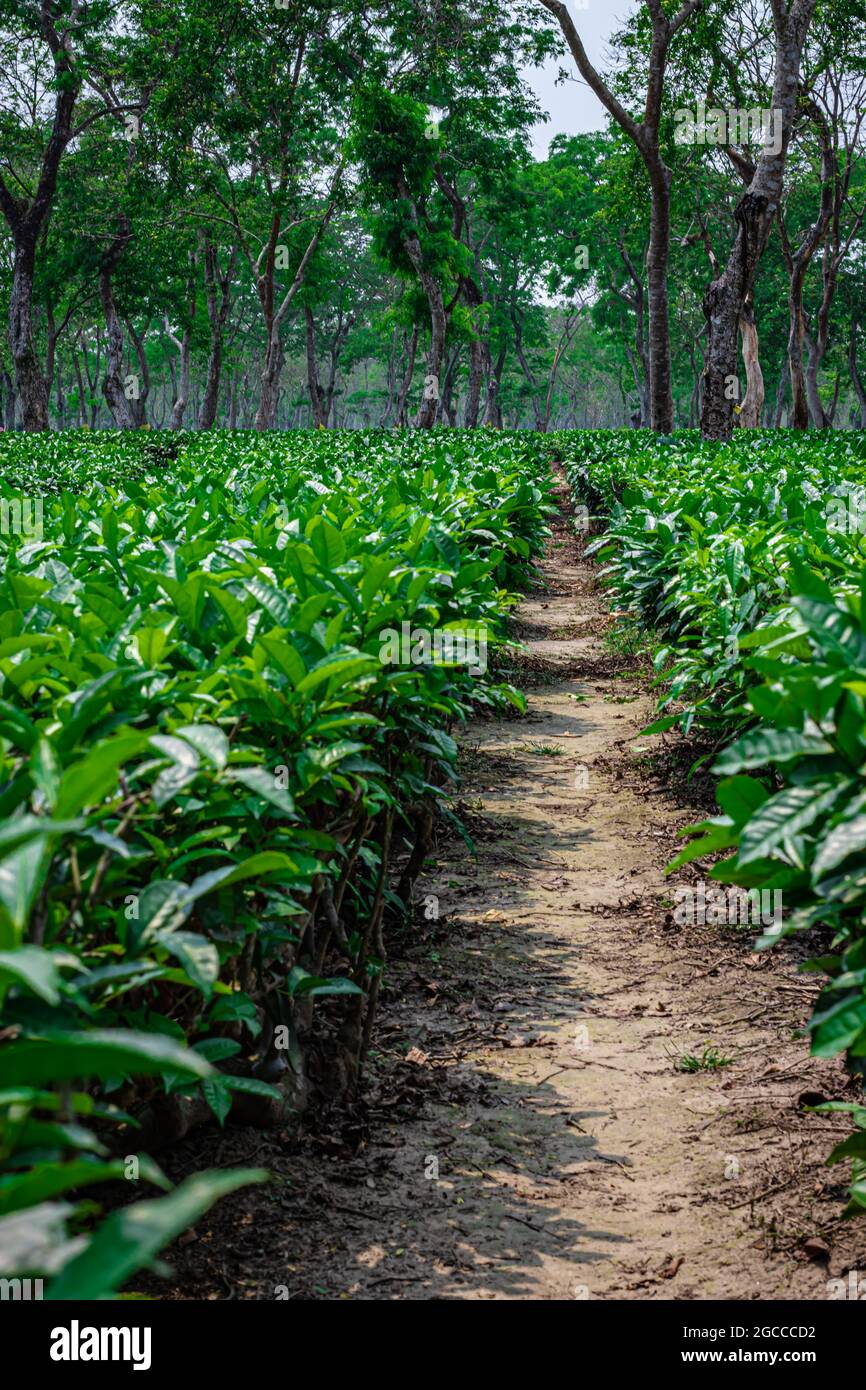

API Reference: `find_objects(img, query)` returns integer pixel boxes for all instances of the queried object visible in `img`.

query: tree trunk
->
[484,342,506,427]
[255,334,284,430]
[827,367,841,426]
[304,306,327,427]
[737,299,764,428]
[171,332,191,429]
[393,175,446,430]
[849,320,866,427]
[700,0,817,439]
[394,324,419,427]
[54,354,65,429]
[241,371,253,427]
[646,162,674,430]
[0,22,79,432]
[124,318,150,427]
[702,194,778,439]
[464,339,483,428]
[543,312,579,432]
[615,241,651,426]
[165,251,196,429]
[805,329,830,427]
[787,274,810,428]
[413,268,446,429]
[198,337,223,430]
[779,106,833,430]
[99,217,137,429]
[198,241,236,429]
[438,345,460,425]
[100,300,135,430]
[8,239,49,431]
[540,0,702,433]
[84,332,102,429]
[249,165,344,432]
[511,302,544,429]
[773,357,789,428]
[380,329,400,426]
[459,276,493,429]
[2,367,17,430]
[625,346,651,427]
[166,314,192,430]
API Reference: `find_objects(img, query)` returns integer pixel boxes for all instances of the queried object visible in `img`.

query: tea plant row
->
[0,429,554,1295]
[563,428,866,1211]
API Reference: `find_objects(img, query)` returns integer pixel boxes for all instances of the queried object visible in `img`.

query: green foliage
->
[564,427,866,1205]
[0,426,552,1294]
[564,428,866,737]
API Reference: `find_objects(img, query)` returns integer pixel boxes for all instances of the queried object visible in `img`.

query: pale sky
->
[524,1,640,157]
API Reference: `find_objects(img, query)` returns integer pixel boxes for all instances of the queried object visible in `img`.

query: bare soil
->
[153,492,866,1301]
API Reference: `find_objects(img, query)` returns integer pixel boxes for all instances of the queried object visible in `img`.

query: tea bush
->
[563,428,866,1211]
[0,428,553,1294]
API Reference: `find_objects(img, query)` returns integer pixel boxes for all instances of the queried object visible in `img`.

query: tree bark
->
[542,311,579,431]
[73,338,87,426]
[484,342,506,427]
[700,0,818,439]
[804,329,830,427]
[198,240,237,429]
[0,6,81,430]
[612,240,651,426]
[165,251,197,429]
[124,318,150,427]
[799,86,866,427]
[99,219,137,430]
[54,354,65,429]
[849,319,866,428]
[250,164,344,430]
[432,171,494,430]
[304,305,327,427]
[511,301,544,429]
[541,0,703,433]
[464,338,484,428]
[777,102,834,429]
[256,333,284,431]
[412,271,446,429]
[392,174,447,429]
[0,367,16,430]
[773,356,789,427]
[83,330,102,428]
[645,160,674,429]
[168,322,191,429]
[787,275,811,429]
[737,299,764,427]
[7,235,50,431]
[439,345,461,425]
[394,324,419,427]
[380,328,400,426]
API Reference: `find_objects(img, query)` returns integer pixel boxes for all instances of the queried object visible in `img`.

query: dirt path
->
[160,495,864,1301]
